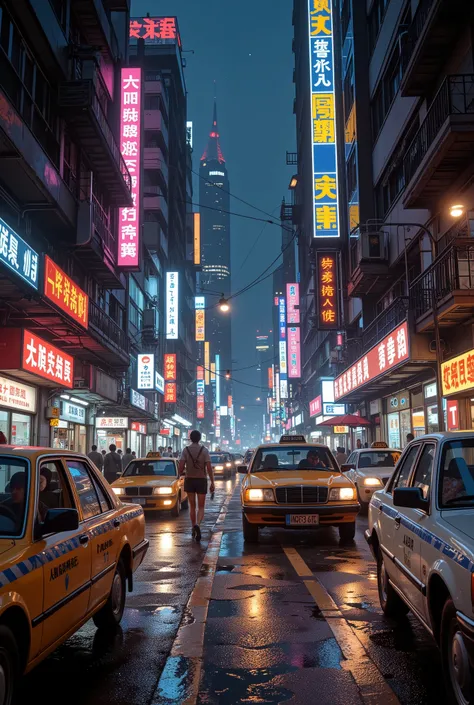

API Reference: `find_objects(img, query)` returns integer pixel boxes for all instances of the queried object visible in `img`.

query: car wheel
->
[171,493,181,517]
[93,560,126,630]
[376,552,408,618]
[442,598,474,705]
[0,625,19,705]
[242,514,259,543]
[339,522,356,543]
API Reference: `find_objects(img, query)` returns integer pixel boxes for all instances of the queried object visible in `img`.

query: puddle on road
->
[216,564,235,573]
[199,665,294,704]
[369,626,416,652]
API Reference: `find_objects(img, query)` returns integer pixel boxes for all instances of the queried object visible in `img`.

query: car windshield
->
[123,460,177,477]
[0,456,29,537]
[357,451,400,469]
[210,455,228,463]
[439,440,474,507]
[251,446,337,472]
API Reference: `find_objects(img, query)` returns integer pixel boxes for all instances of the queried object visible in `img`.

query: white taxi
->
[342,442,401,511]
[366,433,474,704]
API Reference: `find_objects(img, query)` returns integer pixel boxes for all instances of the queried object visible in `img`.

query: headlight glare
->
[225,462,232,468]
[215,465,224,470]
[363,477,383,487]
[247,488,274,502]
[329,487,355,501]
[153,486,173,495]
[112,487,123,495]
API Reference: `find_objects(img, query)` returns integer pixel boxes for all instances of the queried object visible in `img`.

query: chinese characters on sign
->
[197,366,205,419]
[155,371,165,394]
[137,353,155,390]
[309,0,339,238]
[22,330,74,388]
[166,272,179,340]
[195,297,205,342]
[119,68,142,268]
[129,16,180,44]
[0,217,39,289]
[95,417,128,428]
[130,388,146,410]
[441,349,474,397]
[164,353,177,404]
[44,256,88,328]
[288,327,301,379]
[278,297,288,399]
[60,402,86,424]
[204,341,210,385]
[0,376,36,413]
[268,366,274,390]
[194,213,201,265]
[334,322,410,401]
[286,283,300,324]
[317,253,338,329]
[309,396,322,417]
[131,421,147,434]
[164,383,177,403]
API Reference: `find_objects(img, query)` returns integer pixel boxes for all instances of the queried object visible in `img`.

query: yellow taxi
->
[239,435,359,543]
[0,446,148,704]
[111,452,187,516]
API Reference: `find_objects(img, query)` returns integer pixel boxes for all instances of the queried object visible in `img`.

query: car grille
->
[275,486,329,504]
[124,486,153,496]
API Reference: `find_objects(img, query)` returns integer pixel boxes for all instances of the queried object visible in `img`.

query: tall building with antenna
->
[199,99,232,443]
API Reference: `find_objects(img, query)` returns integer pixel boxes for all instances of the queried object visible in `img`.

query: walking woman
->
[178,430,214,540]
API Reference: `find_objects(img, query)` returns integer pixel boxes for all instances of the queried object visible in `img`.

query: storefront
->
[423,382,439,434]
[384,391,411,449]
[441,349,474,431]
[0,375,37,444]
[95,416,129,452]
[51,399,89,452]
[130,421,147,457]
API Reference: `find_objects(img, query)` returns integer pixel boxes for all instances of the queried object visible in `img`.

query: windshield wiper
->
[445,495,474,505]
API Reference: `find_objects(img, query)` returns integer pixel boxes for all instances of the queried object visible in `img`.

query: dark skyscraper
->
[200,101,232,419]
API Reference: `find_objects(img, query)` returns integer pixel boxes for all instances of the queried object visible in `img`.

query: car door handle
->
[79,534,89,545]
[394,516,401,529]
[113,519,120,528]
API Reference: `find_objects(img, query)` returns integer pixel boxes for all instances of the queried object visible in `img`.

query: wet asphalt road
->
[18,476,445,705]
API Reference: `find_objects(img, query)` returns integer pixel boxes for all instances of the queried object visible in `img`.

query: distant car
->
[210,453,233,478]
[0,446,148,704]
[342,447,401,511]
[366,433,474,704]
[112,456,187,516]
[231,452,245,466]
[239,435,359,543]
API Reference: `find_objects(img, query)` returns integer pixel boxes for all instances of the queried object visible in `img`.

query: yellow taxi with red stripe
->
[239,435,359,543]
[0,446,148,704]
[111,452,187,516]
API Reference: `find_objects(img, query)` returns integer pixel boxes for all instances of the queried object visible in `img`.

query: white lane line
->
[283,546,401,705]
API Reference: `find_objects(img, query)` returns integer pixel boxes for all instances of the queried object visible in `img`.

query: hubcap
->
[0,662,7,705]
[111,572,123,616]
[450,630,471,704]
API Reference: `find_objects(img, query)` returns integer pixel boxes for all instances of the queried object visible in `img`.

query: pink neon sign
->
[288,326,301,379]
[119,68,142,268]
[286,283,300,324]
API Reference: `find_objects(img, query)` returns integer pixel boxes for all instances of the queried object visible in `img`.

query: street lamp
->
[225,370,231,380]
[449,204,465,218]
[218,296,230,313]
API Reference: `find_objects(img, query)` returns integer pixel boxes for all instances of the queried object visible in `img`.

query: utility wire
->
[182,350,266,389]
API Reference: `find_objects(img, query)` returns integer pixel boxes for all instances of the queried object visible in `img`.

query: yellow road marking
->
[283,546,401,705]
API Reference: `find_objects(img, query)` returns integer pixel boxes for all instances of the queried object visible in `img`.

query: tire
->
[242,514,259,543]
[339,521,356,543]
[376,552,409,618]
[0,625,19,705]
[356,487,369,514]
[441,598,474,705]
[171,493,181,517]
[93,560,126,630]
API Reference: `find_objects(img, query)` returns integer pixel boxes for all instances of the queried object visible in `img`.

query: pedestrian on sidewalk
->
[178,430,214,541]
[104,444,122,483]
[122,447,134,468]
[87,444,103,472]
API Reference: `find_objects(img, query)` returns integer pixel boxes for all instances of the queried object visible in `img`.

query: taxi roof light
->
[146,451,162,458]
[280,435,306,443]
[371,441,388,449]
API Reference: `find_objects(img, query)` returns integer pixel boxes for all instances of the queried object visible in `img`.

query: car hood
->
[249,470,348,487]
[356,466,395,479]
[112,476,177,487]
[441,510,474,542]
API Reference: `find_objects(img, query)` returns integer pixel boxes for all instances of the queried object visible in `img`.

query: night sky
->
[131,0,295,432]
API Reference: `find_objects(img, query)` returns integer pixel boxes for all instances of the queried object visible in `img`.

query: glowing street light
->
[218,296,230,313]
[449,204,465,218]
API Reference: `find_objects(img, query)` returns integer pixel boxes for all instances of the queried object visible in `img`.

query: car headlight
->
[153,486,174,495]
[363,477,383,487]
[215,465,224,470]
[329,487,355,501]
[225,462,232,468]
[246,488,274,502]
[112,487,124,495]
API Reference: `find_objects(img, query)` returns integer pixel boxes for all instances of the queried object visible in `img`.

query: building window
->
[343,58,354,123]
[49,0,68,34]
[341,0,351,43]
[144,94,161,110]
[368,0,390,54]
[371,44,402,140]
[346,149,357,200]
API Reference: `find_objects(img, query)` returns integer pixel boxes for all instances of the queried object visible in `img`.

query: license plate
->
[286,514,319,526]
[131,498,145,505]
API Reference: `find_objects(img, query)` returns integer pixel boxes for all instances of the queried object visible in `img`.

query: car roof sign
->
[280,435,306,443]
[371,441,388,449]
[146,451,162,458]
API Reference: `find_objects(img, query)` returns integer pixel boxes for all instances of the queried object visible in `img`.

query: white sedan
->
[342,448,401,510]
[366,432,474,704]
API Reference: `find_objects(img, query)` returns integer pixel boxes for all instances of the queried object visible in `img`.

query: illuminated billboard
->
[137,353,155,390]
[22,330,73,388]
[0,217,39,289]
[309,0,339,238]
[44,256,88,328]
[278,297,288,399]
[288,327,301,378]
[129,17,181,45]
[195,296,205,342]
[118,68,142,267]
[166,272,179,339]
[204,341,210,385]
[317,253,339,329]
[286,283,300,324]
[194,213,201,265]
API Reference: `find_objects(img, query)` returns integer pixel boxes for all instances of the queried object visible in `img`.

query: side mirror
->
[393,487,428,511]
[341,464,354,473]
[40,508,79,537]
[238,465,248,474]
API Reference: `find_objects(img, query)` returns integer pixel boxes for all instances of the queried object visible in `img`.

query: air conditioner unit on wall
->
[361,230,389,261]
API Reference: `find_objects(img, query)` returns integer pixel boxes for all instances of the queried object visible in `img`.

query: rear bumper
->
[243,503,359,526]
[132,538,149,572]
[123,495,178,511]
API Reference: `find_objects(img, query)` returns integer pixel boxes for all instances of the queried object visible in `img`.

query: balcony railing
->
[91,195,115,257]
[410,242,474,321]
[401,0,435,72]
[403,74,474,187]
[89,300,130,356]
[346,298,409,366]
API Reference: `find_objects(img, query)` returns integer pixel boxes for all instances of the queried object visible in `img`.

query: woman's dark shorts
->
[184,477,208,495]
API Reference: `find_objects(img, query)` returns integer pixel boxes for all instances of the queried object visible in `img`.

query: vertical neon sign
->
[119,68,142,266]
[309,0,339,238]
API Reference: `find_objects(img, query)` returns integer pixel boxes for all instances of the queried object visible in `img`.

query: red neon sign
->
[309,396,322,417]
[164,382,176,403]
[22,330,74,388]
[119,68,142,268]
[131,421,147,434]
[197,396,205,419]
[164,354,177,381]
[129,17,180,43]
[317,253,339,329]
[44,256,88,328]
[334,321,410,401]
